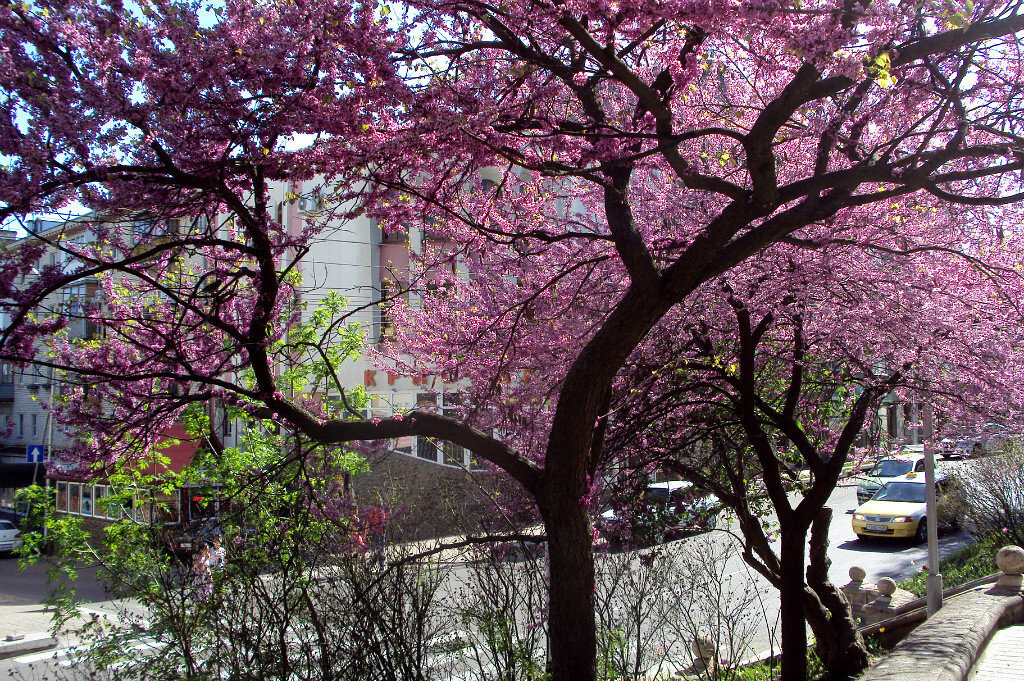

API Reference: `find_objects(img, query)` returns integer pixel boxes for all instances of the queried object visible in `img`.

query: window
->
[417,437,439,463]
[134,492,152,523]
[188,490,218,522]
[19,414,23,437]
[442,394,468,467]
[64,284,86,316]
[379,278,403,340]
[68,484,81,514]
[94,486,107,517]
[31,414,37,437]
[100,487,127,520]
[412,393,470,467]
[80,485,93,516]
[415,393,439,462]
[56,482,68,512]
[442,441,464,467]
[153,492,180,525]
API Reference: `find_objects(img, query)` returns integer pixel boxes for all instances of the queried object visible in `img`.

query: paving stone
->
[970,624,1024,681]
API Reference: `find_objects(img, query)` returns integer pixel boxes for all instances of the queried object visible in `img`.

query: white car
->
[599,481,720,546]
[0,519,24,555]
[856,453,927,504]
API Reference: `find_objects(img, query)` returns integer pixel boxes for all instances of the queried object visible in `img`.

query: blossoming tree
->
[4,0,1024,679]
[592,218,1024,672]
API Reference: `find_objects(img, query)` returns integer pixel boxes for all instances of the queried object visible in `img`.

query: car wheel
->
[916,518,928,543]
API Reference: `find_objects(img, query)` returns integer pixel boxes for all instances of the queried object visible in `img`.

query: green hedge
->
[900,535,1001,598]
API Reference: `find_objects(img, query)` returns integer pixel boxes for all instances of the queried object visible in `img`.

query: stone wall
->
[352,451,500,542]
[46,451,503,549]
[859,545,1024,681]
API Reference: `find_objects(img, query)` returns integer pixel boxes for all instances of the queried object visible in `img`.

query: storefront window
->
[94,486,107,517]
[56,482,68,512]
[152,491,180,525]
[134,492,152,523]
[80,485,93,516]
[68,483,80,513]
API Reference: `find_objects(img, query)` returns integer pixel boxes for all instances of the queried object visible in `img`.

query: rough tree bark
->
[779,526,810,681]
[805,507,869,678]
[540,494,598,680]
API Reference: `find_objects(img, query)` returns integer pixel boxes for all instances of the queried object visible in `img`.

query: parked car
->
[0,519,24,556]
[164,519,234,556]
[852,472,959,541]
[856,452,927,504]
[952,460,1024,540]
[937,438,957,459]
[947,423,1014,459]
[598,481,720,547]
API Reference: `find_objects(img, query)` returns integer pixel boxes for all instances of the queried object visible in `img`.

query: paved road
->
[826,479,972,586]
[0,463,979,678]
[0,556,110,604]
[730,476,973,660]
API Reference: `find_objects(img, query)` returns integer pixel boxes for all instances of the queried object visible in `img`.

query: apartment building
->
[1,189,488,537]
[0,216,242,524]
[272,181,476,471]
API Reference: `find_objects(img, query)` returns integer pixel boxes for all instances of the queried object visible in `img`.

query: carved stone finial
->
[691,637,715,662]
[850,566,866,582]
[996,545,1024,588]
[996,545,1024,575]
[876,577,897,597]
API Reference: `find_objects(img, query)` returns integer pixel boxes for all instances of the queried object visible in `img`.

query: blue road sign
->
[26,445,47,463]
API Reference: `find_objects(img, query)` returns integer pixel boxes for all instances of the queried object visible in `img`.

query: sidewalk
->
[0,600,123,639]
[0,596,131,663]
[969,623,1024,680]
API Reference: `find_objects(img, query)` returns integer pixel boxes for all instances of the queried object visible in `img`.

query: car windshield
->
[642,487,667,502]
[872,482,927,503]
[871,460,914,478]
[643,487,682,505]
[0,521,14,530]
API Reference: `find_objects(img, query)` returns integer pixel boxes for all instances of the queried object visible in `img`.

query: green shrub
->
[900,535,1001,597]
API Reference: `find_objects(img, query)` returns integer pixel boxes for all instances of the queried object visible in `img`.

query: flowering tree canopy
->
[4,0,1024,679]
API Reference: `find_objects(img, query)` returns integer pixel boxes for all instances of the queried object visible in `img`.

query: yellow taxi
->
[851,472,956,541]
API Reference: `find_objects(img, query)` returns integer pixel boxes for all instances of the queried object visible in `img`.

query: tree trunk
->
[542,496,598,681]
[779,528,809,681]
[805,508,870,678]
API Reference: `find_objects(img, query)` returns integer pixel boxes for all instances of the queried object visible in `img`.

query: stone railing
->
[857,545,1024,681]
[841,566,917,626]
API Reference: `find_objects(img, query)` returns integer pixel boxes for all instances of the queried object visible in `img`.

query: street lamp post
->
[923,401,943,615]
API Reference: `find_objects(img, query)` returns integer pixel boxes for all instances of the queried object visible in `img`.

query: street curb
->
[0,632,57,660]
[860,584,1024,681]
